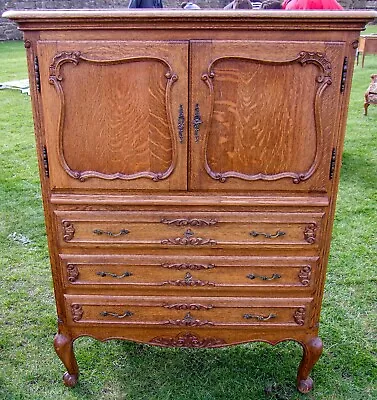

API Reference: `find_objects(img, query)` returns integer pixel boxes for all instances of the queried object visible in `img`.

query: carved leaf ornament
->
[49,51,179,182]
[201,52,332,184]
[150,332,226,348]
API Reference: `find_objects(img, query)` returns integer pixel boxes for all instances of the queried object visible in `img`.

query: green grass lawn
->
[0,30,376,400]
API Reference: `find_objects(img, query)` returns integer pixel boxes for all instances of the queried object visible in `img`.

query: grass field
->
[0,27,376,400]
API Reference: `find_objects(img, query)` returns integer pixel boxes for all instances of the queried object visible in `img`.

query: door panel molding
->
[201,51,332,184]
[49,50,179,182]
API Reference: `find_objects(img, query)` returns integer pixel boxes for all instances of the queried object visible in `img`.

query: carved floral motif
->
[161,228,216,246]
[163,312,214,327]
[162,303,214,310]
[161,263,216,270]
[150,332,226,348]
[160,218,217,227]
[162,272,216,287]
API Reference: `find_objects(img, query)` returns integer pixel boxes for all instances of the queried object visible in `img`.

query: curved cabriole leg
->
[297,336,323,394]
[54,333,79,387]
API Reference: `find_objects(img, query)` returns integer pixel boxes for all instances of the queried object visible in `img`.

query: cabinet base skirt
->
[54,330,322,393]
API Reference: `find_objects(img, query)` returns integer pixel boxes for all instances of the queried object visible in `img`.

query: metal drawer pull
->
[243,313,277,321]
[96,271,133,279]
[100,311,133,319]
[247,273,281,281]
[93,229,129,237]
[250,230,285,239]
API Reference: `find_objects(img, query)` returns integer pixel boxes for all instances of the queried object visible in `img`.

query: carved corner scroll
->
[294,307,306,326]
[67,264,79,283]
[150,332,226,348]
[49,51,179,182]
[304,223,317,244]
[298,266,312,286]
[201,52,332,184]
[71,304,83,322]
[62,221,75,242]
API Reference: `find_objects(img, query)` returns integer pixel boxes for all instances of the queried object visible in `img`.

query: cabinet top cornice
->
[3,10,377,31]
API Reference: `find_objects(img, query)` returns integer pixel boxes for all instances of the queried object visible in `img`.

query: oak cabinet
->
[39,39,342,193]
[4,9,376,394]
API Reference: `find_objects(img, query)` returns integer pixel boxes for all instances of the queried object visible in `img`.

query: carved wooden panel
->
[38,41,189,191]
[150,332,226,348]
[190,41,345,192]
[203,53,330,183]
[49,51,177,182]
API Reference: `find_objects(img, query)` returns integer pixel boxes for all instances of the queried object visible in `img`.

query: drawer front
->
[61,254,319,293]
[65,295,313,328]
[56,211,324,249]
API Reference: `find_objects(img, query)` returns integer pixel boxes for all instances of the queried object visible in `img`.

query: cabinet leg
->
[297,336,323,394]
[54,333,79,387]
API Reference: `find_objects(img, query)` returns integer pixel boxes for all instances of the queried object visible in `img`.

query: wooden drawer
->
[56,211,324,249]
[61,254,319,295]
[65,295,313,328]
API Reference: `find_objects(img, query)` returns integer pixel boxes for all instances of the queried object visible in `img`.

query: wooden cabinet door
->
[37,41,189,191]
[189,40,346,193]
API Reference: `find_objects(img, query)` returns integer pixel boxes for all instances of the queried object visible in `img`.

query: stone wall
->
[1,0,376,41]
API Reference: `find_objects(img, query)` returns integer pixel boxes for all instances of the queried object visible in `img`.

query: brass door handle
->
[193,103,202,142]
[178,104,185,144]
